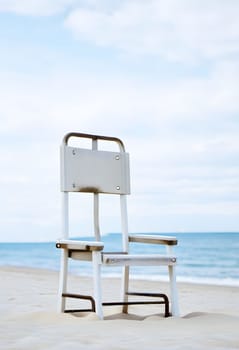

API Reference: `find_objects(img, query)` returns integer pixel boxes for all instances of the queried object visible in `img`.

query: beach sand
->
[0,266,239,349]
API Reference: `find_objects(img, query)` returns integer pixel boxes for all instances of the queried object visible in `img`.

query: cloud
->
[1,57,238,142]
[0,0,76,16]
[1,1,238,61]
[64,0,239,62]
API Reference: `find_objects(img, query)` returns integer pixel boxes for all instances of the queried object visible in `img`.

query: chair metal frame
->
[56,132,179,319]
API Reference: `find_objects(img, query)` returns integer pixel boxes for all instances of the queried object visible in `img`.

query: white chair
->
[56,132,179,319]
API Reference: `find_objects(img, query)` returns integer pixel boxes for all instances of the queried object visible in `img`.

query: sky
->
[0,0,239,242]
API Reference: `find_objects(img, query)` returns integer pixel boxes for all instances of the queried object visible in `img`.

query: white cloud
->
[65,0,239,62]
[1,0,239,61]
[1,57,239,143]
[0,0,77,15]
[0,0,124,16]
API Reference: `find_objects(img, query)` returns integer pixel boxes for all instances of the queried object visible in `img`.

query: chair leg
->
[57,249,68,312]
[121,265,130,313]
[92,251,104,319]
[168,265,180,316]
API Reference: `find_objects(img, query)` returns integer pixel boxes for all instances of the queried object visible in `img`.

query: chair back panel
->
[61,146,130,195]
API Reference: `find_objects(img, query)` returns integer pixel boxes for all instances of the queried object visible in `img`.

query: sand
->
[0,266,239,349]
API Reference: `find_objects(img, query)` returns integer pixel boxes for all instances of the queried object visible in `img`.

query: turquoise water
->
[0,232,238,286]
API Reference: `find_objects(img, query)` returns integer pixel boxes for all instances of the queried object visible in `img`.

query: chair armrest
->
[129,234,177,246]
[56,239,104,251]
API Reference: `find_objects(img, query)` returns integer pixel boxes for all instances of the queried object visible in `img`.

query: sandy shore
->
[0,266,239,349]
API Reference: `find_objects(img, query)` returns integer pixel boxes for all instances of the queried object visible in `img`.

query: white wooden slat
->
[56,239,104,251]
[103,254,177,266]
[129,234,177,246]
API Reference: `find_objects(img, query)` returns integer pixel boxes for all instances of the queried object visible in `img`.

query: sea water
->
[0,232,238,286]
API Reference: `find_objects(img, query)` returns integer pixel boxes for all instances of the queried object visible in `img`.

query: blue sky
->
[0,0,239,242]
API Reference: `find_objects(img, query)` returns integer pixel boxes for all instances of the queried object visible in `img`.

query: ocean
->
[0,232,238,286]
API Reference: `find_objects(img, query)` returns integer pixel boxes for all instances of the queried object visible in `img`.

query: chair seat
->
[102,253,176,266]
[56,239,104,251]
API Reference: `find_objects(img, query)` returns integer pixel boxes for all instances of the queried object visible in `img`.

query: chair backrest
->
[60,132,130,249]
[61,142,130,195]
